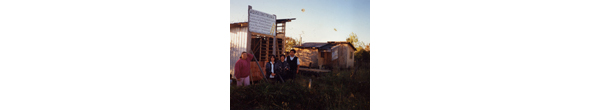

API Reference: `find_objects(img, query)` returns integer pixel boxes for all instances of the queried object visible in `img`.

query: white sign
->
[332,46,339,60]
[249,9,276,36]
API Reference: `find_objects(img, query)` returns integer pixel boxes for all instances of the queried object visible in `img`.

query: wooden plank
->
[258,38,263,61]
[299,68,331,73]
[250,32,275,38]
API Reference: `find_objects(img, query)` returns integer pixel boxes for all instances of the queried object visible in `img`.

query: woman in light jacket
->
[265,55,280,82]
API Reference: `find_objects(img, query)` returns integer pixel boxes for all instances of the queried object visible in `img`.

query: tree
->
[354,47,370,62]
[346,32,366,52]
[346,32,359,48]
[285,37,302,52]
[346,32,370,62]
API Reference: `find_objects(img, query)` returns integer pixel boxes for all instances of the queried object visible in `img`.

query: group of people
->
[234,49,300,86]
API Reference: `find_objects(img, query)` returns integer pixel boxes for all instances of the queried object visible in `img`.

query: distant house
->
[294,41,356,69]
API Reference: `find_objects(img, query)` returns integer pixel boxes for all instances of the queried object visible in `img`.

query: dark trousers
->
[273,71,287,82]
[287,69,297,80]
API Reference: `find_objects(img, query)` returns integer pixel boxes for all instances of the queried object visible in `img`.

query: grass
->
[230,62,370,110]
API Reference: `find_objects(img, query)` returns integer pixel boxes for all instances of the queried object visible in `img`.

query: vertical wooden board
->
[250,61,265,81]
[317,51,324,68]
[276,38,285,54]
[258,38,264,61]
[345,45,349,68]
[333,59,339,70]
[350,44,355,67]
[345,44,352,68]
[342,45,346,68]
[306,49,318,67]
[311,49,318,67]
[339,45,346,68]
[348,44,354,68]
[247,30,252,53]
[282,37,286,54]
[339,45,343,68]
[265,38,270,58]
[324,52,332,67]
[344,45,350,68]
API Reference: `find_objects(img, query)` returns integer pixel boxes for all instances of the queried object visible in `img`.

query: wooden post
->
[259,38,262,60]
[282,22,286,55]
[248,5,253,85]
[273,15,277,56]
[308,79,312,89]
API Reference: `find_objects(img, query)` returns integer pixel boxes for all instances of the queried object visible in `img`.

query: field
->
[230,63,370,110]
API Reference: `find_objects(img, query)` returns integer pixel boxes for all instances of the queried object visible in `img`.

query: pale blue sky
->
[230,0,370,44]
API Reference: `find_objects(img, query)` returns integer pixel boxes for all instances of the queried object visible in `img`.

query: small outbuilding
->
[294,41,356,69]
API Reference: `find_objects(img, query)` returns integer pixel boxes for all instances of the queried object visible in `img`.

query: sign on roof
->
[248,9,276,36]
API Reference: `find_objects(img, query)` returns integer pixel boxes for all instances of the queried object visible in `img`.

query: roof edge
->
[230,18,296,27]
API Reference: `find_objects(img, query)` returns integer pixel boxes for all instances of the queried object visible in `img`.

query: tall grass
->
[230,63,370,110]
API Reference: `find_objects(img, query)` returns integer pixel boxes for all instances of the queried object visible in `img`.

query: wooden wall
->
[295,48,319,67]
[343,44,355,68]
[294,44,355,69]
[332,44,355,69]
[249,61,266,81]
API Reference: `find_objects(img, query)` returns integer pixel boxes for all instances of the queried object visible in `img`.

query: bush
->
[354,49,370,62]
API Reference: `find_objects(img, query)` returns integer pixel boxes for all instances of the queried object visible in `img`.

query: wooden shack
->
[294,41,356,69]
[230,18,295,81]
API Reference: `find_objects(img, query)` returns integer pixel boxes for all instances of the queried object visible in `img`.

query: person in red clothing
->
[234,52,254,86]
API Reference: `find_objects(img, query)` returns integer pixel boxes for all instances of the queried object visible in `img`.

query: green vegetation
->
[285,36,302,52]
[230,64,370,110]
[346,32,370,62]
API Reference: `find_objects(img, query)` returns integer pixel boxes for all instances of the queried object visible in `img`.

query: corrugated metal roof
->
[295,42,328,48]
[294,41,357,51]
[318,43,336,50]
[327,41,356,51]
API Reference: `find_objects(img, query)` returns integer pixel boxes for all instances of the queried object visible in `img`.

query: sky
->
[230,0,370,44]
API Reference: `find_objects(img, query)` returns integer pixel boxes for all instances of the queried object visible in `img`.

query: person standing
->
[234,52,253,86]
[285,49,300,81]
[275,55,290,80]
[277,54,290,81]
[265,55,279,82]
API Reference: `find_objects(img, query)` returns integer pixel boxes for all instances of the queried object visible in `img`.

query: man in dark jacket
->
[277,54,290,81]
[285,49,300,81]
